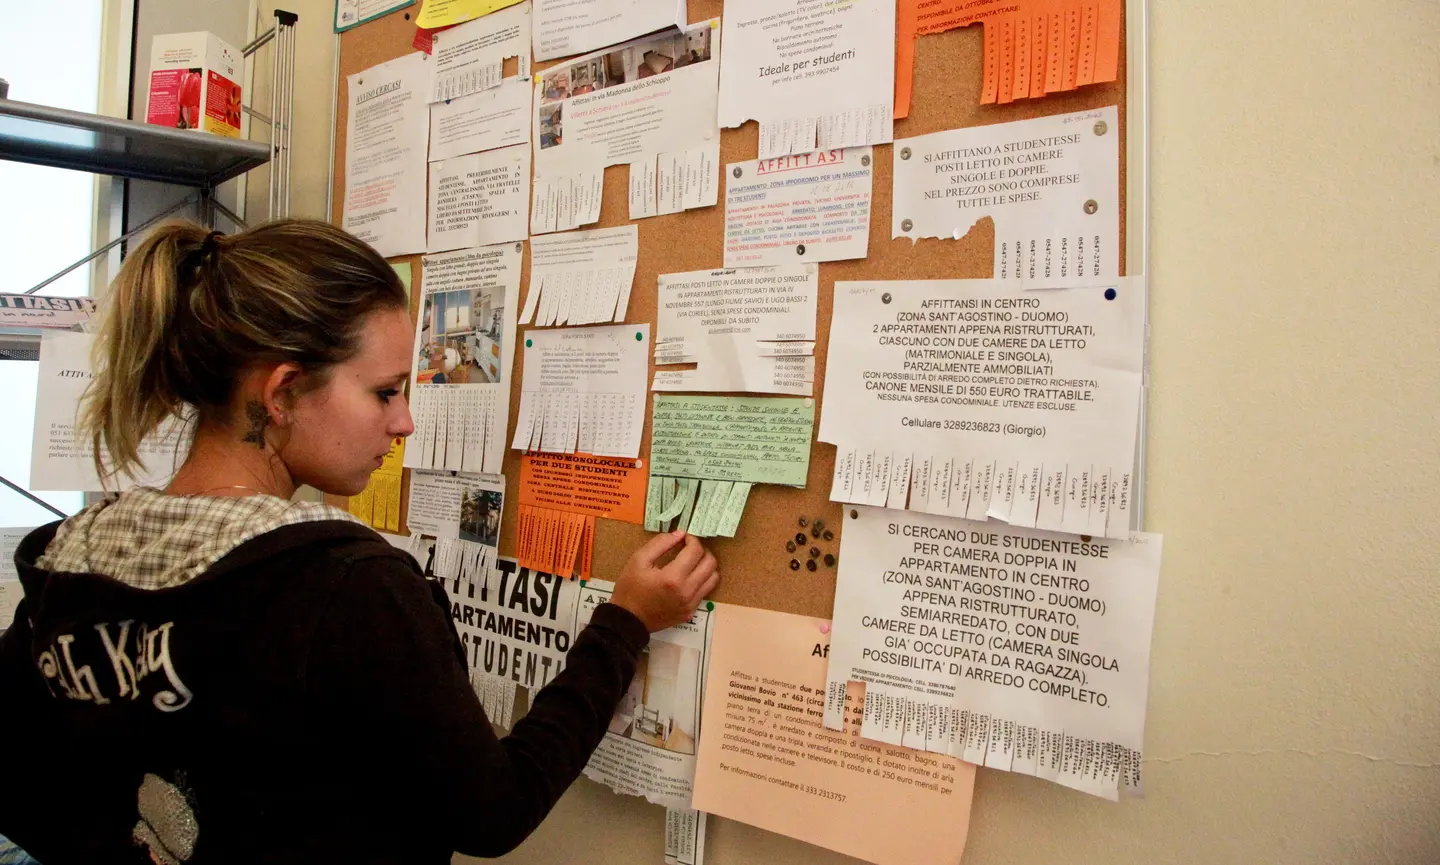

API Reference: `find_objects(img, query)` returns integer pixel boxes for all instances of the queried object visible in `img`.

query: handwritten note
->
[650,395,814,487]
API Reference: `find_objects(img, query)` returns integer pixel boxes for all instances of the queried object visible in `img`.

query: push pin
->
[809,546,821,558]
[806,559,818,572]
[823,529,834,541]
[786,540,797,553]
[789,559,801,571]
[824,553,836,567]
[799,517,809,527]
[795,532,807,545]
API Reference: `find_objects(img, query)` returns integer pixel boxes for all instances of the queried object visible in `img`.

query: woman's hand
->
[609,530,719,633]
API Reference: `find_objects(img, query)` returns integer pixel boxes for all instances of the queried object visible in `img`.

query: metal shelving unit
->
[0,98,271,186]
[0,10,299,516]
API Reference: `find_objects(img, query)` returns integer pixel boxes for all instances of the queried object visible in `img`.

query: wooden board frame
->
[329,0,1132,620]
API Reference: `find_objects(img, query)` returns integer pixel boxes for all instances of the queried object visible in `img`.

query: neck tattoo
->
[241,400,268,449]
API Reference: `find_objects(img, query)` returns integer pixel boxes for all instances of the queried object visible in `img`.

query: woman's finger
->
[632,529,688,570]
[690,568,721,606]
[663,534,706,578]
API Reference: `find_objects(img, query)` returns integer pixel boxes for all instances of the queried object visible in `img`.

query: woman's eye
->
[377,388,400,403]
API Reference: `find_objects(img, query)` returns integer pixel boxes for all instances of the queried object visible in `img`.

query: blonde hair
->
[83,218,407,483]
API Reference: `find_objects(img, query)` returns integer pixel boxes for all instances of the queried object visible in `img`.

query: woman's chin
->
[311,475,370,499]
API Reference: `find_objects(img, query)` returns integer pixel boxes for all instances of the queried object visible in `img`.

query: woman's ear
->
[262,362,307,426]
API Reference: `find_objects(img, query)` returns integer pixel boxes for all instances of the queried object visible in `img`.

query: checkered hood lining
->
[35,488,359,590]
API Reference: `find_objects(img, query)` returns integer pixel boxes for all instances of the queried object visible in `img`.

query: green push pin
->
[525,338,533,348]
[635,331,643,341]
[706,600,714,611]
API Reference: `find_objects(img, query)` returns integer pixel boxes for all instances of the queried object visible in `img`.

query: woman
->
[0,220,717,864]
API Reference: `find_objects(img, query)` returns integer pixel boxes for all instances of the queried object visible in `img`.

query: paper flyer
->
[336,0,415,32]
[30,331,186,492]
[472,670,519,728]
[572,579,714,811]
[664,808,707,865]
[519,452,647,524]
[427,0,530,103]
[532,19,721,232]
[406,469,504,541]
[521,226,640,328]
[515,506,594,579]
[717,0,895,159]
[442,556,582,690]
[649,395,814,488]
[891,107,1119,287]
[516,451,646,579]
[427,144,531,252]
[723,148,873,268]
[0,581,20,638]
[0,528,31,637]
[893,0,1122,115]
[653,265,818,395]
[417,0,525,29]
[818,277,1143,539]
[644,395,814,539]
[533,0,688,63]
[347,436,406,532]
[429,75,532,162]
[823,507,1162,800]
[511,325,650,460]
[343,52,430,258]
[692,603,974,865]
[405,243,521,474]
[0,293,94,329]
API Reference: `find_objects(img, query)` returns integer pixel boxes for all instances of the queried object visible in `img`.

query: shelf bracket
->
[0,474,68,520]
[22,193,198,295]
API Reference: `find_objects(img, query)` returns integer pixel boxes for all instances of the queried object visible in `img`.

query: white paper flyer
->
[406,243,522,474]
[892,107,1120,288]
[532,19,720,232]
[823,507,1161,800]
[818,277,1144,539]
[717,0,895,159]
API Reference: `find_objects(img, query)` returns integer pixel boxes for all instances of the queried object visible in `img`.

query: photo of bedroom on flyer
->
[416,286,506,385]
[536,23,715,164]
[613,637,703,755]
[576,583,711,809]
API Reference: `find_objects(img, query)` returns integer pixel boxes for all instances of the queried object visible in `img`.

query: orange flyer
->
[693,604,975,865]
[519,452,647,524]
[895,0,1120,115]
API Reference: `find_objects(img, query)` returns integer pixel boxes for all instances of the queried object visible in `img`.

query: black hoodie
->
[0,517,648,864]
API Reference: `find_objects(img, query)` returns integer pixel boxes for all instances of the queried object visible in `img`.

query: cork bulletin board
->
[329,0,1128,621]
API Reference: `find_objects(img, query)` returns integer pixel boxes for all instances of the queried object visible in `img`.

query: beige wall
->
[242,0,338,222]
[484,1,1440,864]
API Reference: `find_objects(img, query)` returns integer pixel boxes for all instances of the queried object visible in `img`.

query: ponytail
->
[82,218,407,485]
